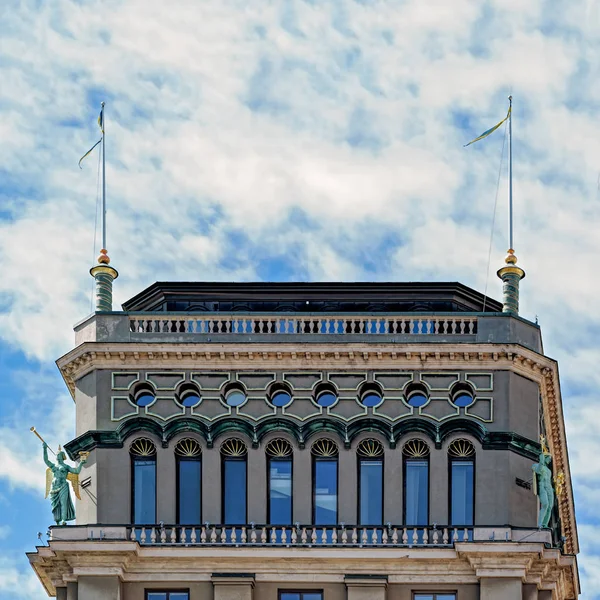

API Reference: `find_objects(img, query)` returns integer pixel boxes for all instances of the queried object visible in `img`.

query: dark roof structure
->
[122,282,503,313]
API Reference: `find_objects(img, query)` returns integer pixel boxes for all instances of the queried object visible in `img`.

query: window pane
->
[451,461,474,525]
[178,459,201,524]
[413,596,434,600]
[224,459,247,523]
[359,460,383,525]
[314,459,337,524]
[170,594,189,600]
[436,596,456,600]
[303,595,323,600]
[269,459,292,524]
[134,459,156,524]
[405,460,428,525]
[147,594,167,600]
[280,595,300,600]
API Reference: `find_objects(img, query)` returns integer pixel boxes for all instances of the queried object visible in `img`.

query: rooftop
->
[122,281,504,313]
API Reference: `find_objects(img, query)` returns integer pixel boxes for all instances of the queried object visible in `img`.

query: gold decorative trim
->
[265,438,293,458]
[130,438,156,457]
[220,438,247,457]
[448,438,475,458]
[402,439,430,458]
[357,438,384,458]
[175,438,202,458]
[311,439,338,458]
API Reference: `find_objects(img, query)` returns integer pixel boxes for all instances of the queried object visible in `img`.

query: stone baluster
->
[271,528,277,544]
[231,528,237,544]
[311,527,317,545]
[402,528,408,545]
[159,526,166,543]
[361,528,368,545]
[130,528,137,541]
[432,528,439,545]
[281,527,287,545]
[371,529,378,544]
[261,527,267,544]
[150,527,157,544]
[220,528,227,544]
[190,527,197,544]
[392,528,398,545]
[170,528,176,544]
[301,527,307,544]
[443,528,449,544]
[181,527,187,544]
[200,526,206,544]
[291,527,297,545]
[140,528,146,543]
[412,528,418,545]
[453,528,459,542]
[423,528,428,545]
[351,527,358,544]
[210,526,217,543]
[250,527,257,544]
[341,527,348,545]
[241,527,247,544]
[463,528,469,542]
[382,528,388,545]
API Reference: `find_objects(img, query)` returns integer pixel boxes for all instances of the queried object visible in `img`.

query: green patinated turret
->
[497,249,525,314]
[90,249,118,312]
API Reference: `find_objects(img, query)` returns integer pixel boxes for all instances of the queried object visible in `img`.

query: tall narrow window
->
[403,439,430,526]
[266,439,293,524]
[175,438,202,525]
[130,438,157,524]
[311,439,338,525]
[221,438,248,524]
[449,439,475,526]
[357,439,384,525]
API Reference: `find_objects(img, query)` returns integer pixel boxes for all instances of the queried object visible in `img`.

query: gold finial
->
[97,248,111,265]
[540,435,550,455]
[505,248,518,265]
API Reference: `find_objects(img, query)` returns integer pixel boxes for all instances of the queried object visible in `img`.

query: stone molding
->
[28,540,578,598]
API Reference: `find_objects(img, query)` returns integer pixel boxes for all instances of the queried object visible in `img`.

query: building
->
[28,253,580,599]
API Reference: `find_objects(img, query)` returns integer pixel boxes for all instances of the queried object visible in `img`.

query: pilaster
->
[345,575,387,600]
[480,577,522,600]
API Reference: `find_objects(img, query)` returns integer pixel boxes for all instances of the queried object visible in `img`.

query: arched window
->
[402,439,430,526]
[448,439,475,526]
[357,439,384,525]
[311,439,338,525]
[130,438,157,524]
[175,438,202,524]
[266,439,293,524]
[221,439,248,524]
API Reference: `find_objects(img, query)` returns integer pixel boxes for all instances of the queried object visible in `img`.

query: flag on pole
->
[79,108,104,168]
[464,106,511,147]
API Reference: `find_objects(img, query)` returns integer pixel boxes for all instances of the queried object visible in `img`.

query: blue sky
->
[1,0,600,597]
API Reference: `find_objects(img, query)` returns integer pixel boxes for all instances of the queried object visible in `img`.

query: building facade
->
[28,280,580,599]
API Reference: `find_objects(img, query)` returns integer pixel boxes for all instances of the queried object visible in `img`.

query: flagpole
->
[101,101,106,250]
[508,95,513,250]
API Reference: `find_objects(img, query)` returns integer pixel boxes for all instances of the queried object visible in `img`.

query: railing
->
[129,315,478,336]
[126,524,473,547]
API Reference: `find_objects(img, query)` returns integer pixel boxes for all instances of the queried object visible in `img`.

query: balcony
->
[49,524,555,548]
[74,311,542,352]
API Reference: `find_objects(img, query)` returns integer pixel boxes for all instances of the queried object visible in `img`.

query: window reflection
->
[177,458,201,524]
[359,459,383,525]
[451,460,474,525]
[313,458,337,524]
[133,458,156,524]
[269,458,292,524]
[223,458,247,524]
[404,459,428,526]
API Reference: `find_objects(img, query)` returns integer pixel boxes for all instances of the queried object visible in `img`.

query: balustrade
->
[128,315,477,337]
[126,524,473,547]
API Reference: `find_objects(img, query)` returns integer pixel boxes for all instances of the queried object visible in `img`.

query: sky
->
[0,0,599,597]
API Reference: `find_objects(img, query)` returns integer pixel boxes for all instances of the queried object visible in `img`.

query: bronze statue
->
[32,427,87,525]
[532,436,554,529]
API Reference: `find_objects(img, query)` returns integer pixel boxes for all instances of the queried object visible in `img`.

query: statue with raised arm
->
[532,436,554,529]
[42,441,87,525]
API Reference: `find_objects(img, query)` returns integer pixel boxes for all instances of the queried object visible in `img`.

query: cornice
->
[55,340,578,555]
[28,540,578,597]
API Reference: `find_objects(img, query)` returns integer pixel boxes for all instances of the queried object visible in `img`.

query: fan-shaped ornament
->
[448,438,475,458]
[266,438,293,458]
[357,438,384,458]
[175,438,202,458]
[130,438,157,457]
[311,439,339,458]
[402,439,430,459]
[221,438,248,457]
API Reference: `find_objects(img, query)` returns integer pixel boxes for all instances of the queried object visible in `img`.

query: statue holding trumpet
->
[31,427,89,525]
